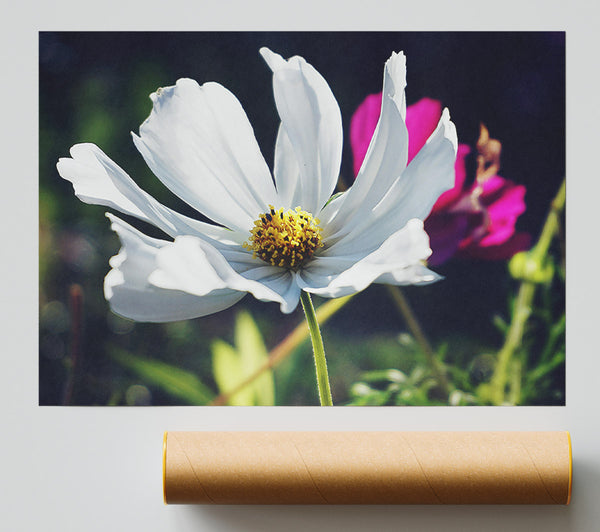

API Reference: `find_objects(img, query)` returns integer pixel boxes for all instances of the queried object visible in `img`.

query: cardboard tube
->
[163,431,572,505]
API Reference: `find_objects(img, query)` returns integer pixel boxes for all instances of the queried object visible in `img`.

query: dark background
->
[39,32,565,405]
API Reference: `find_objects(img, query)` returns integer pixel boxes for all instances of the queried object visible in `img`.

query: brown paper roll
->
[163,431,572,505]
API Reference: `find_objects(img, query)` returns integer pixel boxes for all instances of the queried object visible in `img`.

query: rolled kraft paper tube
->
[163,431,572,505]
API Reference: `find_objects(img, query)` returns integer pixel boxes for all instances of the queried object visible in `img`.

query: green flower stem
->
[531,179,566,264]
[508,358,522,405]
[210,294,353,406]
[301,291,333,406]
[489,280,535,405]
[488,178,565,405]
[386,285,451,398]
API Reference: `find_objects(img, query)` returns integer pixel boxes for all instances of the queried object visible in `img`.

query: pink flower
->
[350,94,530,265]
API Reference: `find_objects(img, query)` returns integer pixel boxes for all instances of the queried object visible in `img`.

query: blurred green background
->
[39,32,565,406]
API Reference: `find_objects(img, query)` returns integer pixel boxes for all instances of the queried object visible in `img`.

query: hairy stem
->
[301,291,333,406]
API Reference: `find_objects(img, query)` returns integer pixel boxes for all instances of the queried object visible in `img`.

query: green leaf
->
[347,383,392,405]
[110,348,214,405]
[526,350,565,387]
[474,382,494,405]
[210,311,276,406]
[492,314,509,334]
[211,339,254,406]
[360,369,407,384]
[235,311,275,406]
[350,382,373,398]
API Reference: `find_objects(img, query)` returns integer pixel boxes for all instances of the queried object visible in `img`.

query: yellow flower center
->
[244,205,323,269]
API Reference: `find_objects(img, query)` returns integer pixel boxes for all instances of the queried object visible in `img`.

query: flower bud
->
[508,251,554,283]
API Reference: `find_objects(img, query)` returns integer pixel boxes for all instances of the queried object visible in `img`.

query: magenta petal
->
[351,95,446,176]
[349,91,530,264]
[478,222,515,247]
[478,178,527,247]
[479,174,509,199]
[459,232,531,260]
[405,98,443,164]
[481,177,526,215]
[425,212,469,266]
[457,175,529,259]
[350,93,382,176]
[431,144,471,212]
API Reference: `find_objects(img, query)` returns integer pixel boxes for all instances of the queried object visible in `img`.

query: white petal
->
[273,124,302,209]
[374,263,442,286]
[242,266,301,314]
[324,109,457,257]
[298,219,436,298]
[388,108,458,221]
[57,143,245,246]
[132,79,277,233]
[149,235,300,314]
[58,144,146,220]
[105,215,244,322]
[320,52,408,236]
[260,47,342,215]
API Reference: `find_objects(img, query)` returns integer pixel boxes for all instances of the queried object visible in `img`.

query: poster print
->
[39,32,565,406]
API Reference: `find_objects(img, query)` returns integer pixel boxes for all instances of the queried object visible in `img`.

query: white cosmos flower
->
[57,48,458,322]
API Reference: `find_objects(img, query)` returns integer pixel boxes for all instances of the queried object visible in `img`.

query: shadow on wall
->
[176,503,573,532]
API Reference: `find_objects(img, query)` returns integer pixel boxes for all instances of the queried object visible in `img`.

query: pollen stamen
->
[243,205,323,269]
